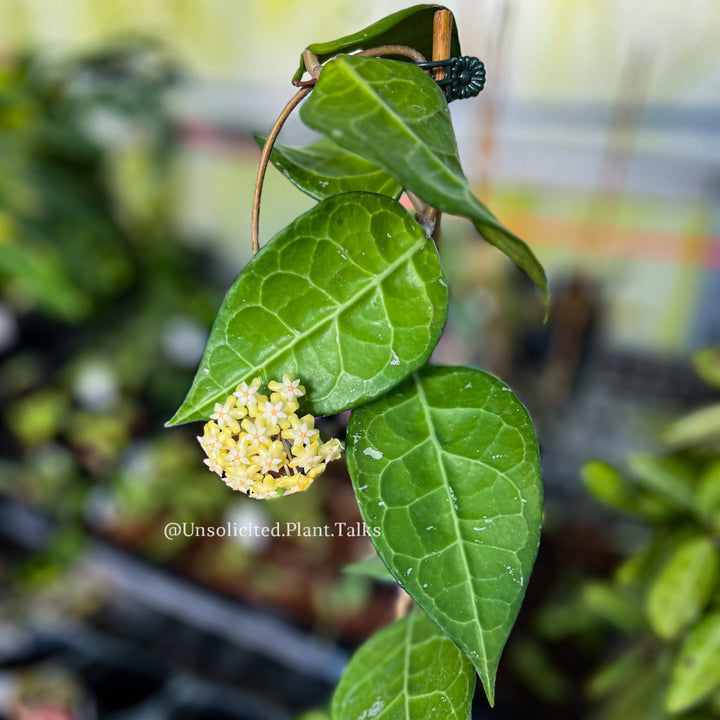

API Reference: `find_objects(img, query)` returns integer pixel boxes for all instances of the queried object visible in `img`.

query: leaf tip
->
[480,673,496,708]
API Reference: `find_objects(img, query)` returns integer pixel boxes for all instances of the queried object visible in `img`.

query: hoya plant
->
[168,5,546,715]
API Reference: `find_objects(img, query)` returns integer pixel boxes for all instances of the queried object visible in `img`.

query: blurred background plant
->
[506,348,720,720]
[0,39,227,561]
[0,37,384,629]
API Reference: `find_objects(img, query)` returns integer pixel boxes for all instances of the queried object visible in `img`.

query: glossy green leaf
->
[646,536,719,640]
[663,404,720,449]
[667,613,720,714]
[293,4,461,82]
[343,554,396,584]
[693,348,720,389]
[255,135,403,202]
[331,610,475,720]
[300,55,548,304]
[627,454,696,511]
[346,366,543,704]
[168,192,447,425]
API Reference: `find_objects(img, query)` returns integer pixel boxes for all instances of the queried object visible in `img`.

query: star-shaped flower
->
[261,399,289,429]
[290,442,323,474]
[268,374,305,403]
[210,397,244,432]
[233,377,262,409]
[319,438,343,462]
[282,414,319,447]
[241,418,271,448]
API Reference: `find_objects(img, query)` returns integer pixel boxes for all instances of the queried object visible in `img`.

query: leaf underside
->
[346,365,543,704]
[255,135,402,202]
[300,55,548,305]
[293,3,461,82]
[168,192,447,425]
[331,610,475,720]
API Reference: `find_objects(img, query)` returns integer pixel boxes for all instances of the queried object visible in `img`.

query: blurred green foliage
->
[519,349,720,719]
[0,44,373,639]
[0,40,239,570]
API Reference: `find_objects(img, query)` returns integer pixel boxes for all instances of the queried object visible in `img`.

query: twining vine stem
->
[251,44,438,255]
[251,86,312,255]
[251,13,453,254]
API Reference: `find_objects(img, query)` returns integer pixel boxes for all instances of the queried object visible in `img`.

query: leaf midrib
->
[178,226,430,423]
[412,373,491,686]
[319,57,546,280]
[279,144,393,181]
[402,613,414,718]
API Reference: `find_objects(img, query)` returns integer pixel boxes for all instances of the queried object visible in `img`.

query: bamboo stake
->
[429,9,453,243]
[432,9,453,80]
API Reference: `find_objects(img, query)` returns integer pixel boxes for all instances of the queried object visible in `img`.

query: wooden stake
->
[429,9,452,244]
[432,10,453,81]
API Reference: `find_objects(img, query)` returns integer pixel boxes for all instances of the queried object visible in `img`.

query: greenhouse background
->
[0,1,719,718]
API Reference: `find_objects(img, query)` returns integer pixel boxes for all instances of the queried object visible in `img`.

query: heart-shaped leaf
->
[168,192,447,425]
[293,4,460,82]
[666,612,720,713]
[300,55,548,304]
[255,135,402,201]
[346,365,543,704]
[331,610,475,720]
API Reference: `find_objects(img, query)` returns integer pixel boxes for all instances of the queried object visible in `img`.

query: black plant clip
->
[417,56,486,102]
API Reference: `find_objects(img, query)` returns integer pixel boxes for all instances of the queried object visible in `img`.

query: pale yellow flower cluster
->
[198,374,343,499]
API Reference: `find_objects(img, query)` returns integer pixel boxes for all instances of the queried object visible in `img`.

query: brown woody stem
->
[357,45,426,63]
[251,86,312,255]
[254,37,441,255]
